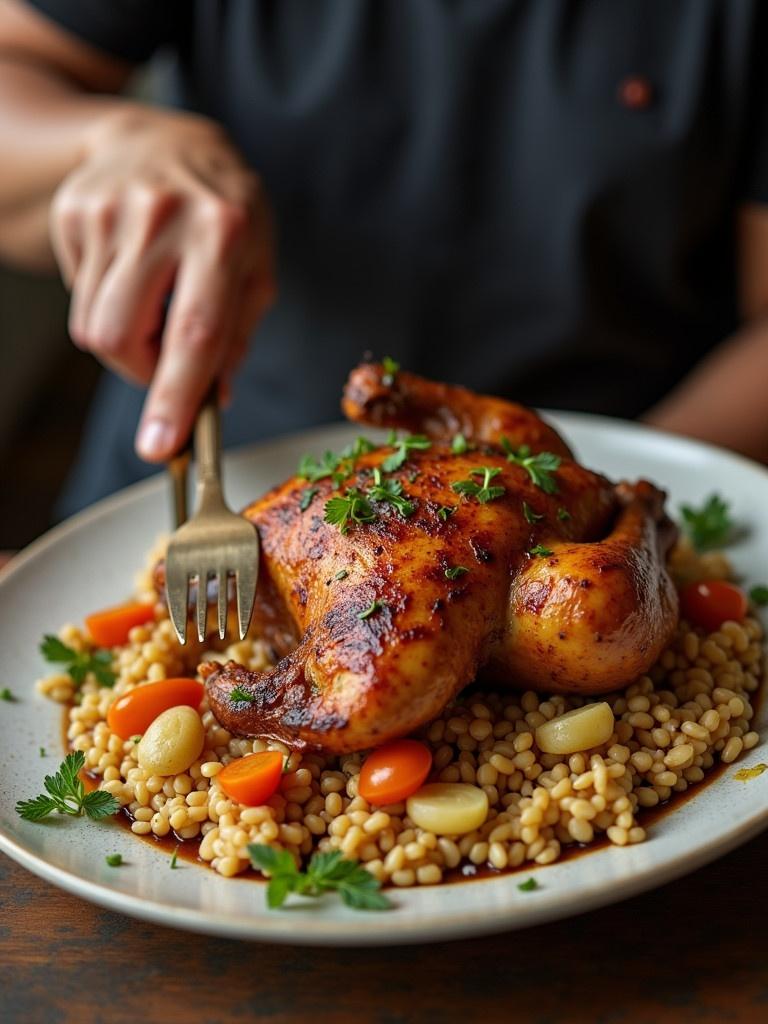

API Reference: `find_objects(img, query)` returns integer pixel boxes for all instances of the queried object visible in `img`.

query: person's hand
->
[49,106,276,461]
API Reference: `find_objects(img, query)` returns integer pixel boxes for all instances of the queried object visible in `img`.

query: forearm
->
[643,319,768,463]
[0,58,126,270]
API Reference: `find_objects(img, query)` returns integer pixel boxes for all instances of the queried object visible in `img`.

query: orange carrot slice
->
[107,677,204,739]
[358,739,432,806]
[85,601,156,647]
[217,751,284,806]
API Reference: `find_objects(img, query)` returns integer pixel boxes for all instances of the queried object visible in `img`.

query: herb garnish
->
[230,685,256,704]
[444,566,469,580]
[334,569,349,581]
[679,494,733,552]
[452,467,506,504]
[557,507,571,521]
[528,545,554,557]
[341,436,377,459]
[0,687,14,701]
[324,488,377,534]
[16,751,120,823]
[502,441,561,495]
[40,635,116,688]
[381,356,400,386]
[368,468,415,518]
[358,600,384,621]
[106,853,123,867]
[248,846,392,911]
[749,585,768,607]
[522,501,544,524]
[39,747,46,758]
[299,487,319,512]
[170,844,180,869]
[451,433,472,455]
[436,505,456,522]
[297,450,344,484]
[381,433,432,472]
[517,877,540,892]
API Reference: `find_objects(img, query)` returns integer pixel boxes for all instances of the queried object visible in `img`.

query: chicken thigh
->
[202,363,678,753]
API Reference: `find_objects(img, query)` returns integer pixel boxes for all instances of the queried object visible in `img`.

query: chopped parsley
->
[130,735,141,744]
[679,493,733,552]
[528,545,554,557]
[358,599,384,621]
[381,433,432,472]
[334,569,349,581]
[451,433,472,455]
[502,440,561,495]
[40,635,116,688]
[16,750,120,823]
[169,844,180,869]
[230,685,257,704]
[248,845,392,911]
[340,436,377,459]
[39,747,46,758]
[444,566,469,580]
[0,687,14,702]
[105,853,123,867]
[522,501,544,524]
[297,449,345,484]
[749,585,768,607]
[299,487,319,512]
[436,505,456,522]
[557,507,571,521]
[324,488,377,534]
[517,877,540,892]
[367,468,415,518]
[452,466,506,504]
[381,356,400,386]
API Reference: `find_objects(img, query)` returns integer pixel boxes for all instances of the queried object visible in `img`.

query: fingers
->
[135,241,242,461]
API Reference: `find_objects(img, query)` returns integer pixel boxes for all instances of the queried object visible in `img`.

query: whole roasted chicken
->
[202,363,678,753]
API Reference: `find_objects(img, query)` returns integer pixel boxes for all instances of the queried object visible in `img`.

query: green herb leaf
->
[451,433,472,455]
[16,750,119,823]
[436,505,456,522]
[106,853,123,867]
[451,466,506,504]
[39,747,46,758]
[444,566,469,580]
[381,356,400,386]
[169,844,180,869]
[502,441,562,495]
[679,494,733,552]
[334,569,349,581]
[324,489,377,534]
[749,585,768,607]
[299,487,319,512]
[340,436,377,460]
[358,600,384,621]
[517,877,540,892]
[130,735,141,744]
[40,634,116,689]
[557,507,572,521]
[528,545,554,557]
[381,434,432,473]
[522,501,544,524]
[247,845,392,911]
[297,450,344,484]
[367,468,415,518]
[0,687,14,701]
[230,685,256,704]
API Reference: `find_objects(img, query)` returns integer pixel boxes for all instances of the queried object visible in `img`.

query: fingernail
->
[136,418,174,460]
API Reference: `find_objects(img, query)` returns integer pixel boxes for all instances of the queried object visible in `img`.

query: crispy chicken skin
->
[202,363,678,753]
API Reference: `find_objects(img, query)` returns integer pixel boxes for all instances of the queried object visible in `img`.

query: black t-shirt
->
[28,0,768,513]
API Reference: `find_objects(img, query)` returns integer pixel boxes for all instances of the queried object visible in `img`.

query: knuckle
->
[50,188,82,234]
[173,308,218,355]
[198,196,250,252]
[84,193,119,235]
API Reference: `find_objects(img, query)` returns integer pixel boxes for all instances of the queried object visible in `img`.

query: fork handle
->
[194,384,222,487]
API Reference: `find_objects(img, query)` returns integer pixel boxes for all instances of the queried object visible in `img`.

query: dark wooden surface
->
[2,830,766,1024]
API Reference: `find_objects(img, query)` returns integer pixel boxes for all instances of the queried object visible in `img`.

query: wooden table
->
[2,829,766,1024]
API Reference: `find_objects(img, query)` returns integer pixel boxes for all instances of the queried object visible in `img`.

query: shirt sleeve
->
[24,0,187,65]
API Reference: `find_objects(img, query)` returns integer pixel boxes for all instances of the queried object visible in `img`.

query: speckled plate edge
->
[1,413,766,946]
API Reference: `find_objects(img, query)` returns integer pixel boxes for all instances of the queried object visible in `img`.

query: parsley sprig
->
[502,441,561,495]
[230,685,257,704]
[324,488,377,534]
[522,501,544,524]
[248,846,392,911]
[749,585,768,607]
[16,750,120,823]
[381,356,400,386]
[381,432,432,472]
[528,544,554,557]
[452,466,506,504]
[40,635,116,688]
[444,566,469,580]
[368,468,415,518]
[679,494,733,552]
[358,599,385,620]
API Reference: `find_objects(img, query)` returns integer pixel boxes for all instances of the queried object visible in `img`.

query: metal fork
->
[165,390,259,645]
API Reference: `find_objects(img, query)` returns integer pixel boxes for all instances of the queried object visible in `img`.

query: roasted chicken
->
[202,363,678,753]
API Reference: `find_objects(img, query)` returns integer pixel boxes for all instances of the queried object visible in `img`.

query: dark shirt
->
[27,0,768,514]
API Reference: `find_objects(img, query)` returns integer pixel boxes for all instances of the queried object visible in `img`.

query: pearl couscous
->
[38,537,763,887]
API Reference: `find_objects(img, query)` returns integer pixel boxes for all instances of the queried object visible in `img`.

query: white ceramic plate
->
[1,413,766,946]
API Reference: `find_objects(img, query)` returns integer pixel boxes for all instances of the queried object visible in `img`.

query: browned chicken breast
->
[202,363,678,753]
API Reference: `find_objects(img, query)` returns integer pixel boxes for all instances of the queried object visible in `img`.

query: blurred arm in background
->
[0,0,275,462]
[644,205,768,463]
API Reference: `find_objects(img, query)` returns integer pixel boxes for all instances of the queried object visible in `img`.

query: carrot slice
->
[107,677,204,739]
[358,739,432,806]
[85,601,156,647]
[217,751,284,806]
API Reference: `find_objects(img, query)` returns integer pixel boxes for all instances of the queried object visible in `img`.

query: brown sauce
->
[68,682,762,886]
